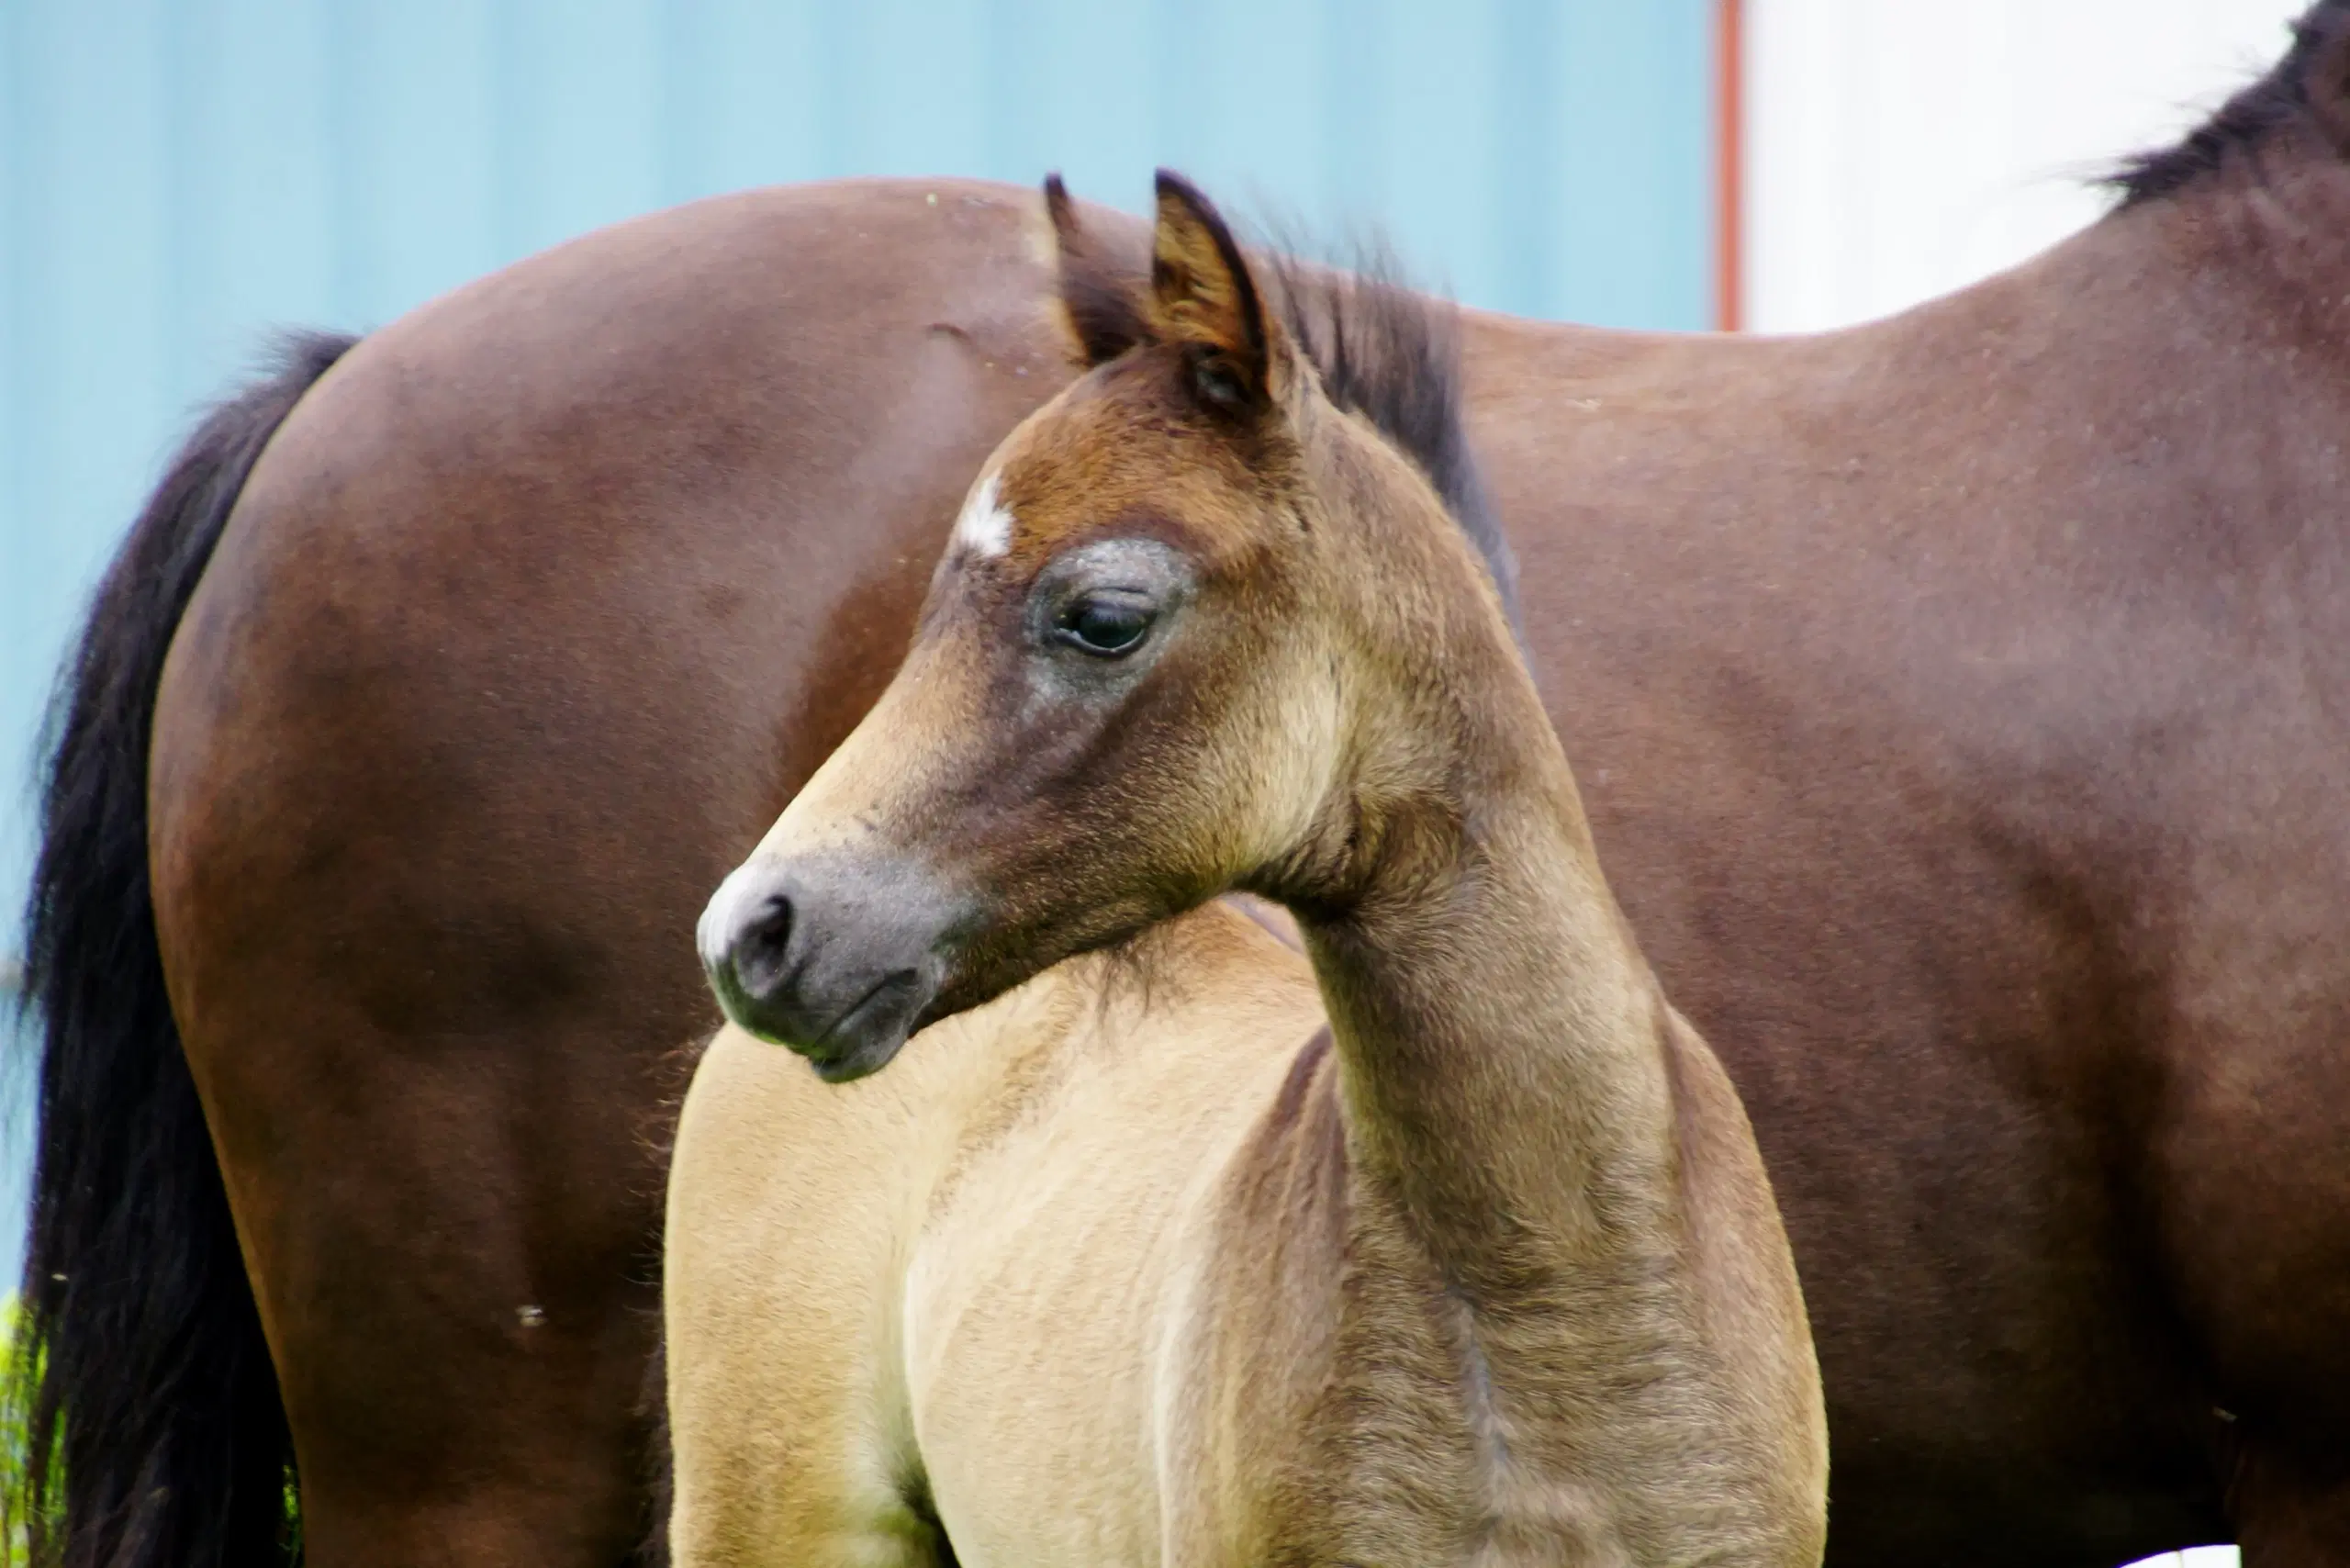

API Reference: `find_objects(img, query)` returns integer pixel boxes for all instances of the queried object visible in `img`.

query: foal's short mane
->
[2106,0,2350,206]
[1267,253,1521,631]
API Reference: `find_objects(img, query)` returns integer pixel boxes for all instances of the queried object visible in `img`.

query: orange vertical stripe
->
[1714,0,1745,332]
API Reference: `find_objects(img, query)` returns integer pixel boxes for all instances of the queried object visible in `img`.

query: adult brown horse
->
[16,6,2350,1566]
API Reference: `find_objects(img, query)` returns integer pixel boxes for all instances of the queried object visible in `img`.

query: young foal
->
[669,174,1827,1567]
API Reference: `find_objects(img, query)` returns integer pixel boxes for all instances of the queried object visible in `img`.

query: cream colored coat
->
[666,902,1824,1567]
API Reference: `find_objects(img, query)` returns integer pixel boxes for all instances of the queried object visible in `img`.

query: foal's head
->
[700,173,1526,1079]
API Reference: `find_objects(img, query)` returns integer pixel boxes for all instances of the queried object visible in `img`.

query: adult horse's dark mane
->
[1265,252,1520,630]
[2107,0,2350,205]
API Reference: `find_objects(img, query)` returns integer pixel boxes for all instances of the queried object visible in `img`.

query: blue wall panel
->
[0,0,1713,1284]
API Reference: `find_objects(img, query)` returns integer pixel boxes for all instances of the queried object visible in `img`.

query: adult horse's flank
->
[17,5,2350,1565]
[668,174,1826,1567]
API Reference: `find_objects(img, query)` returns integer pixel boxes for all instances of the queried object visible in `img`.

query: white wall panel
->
[1746,0,2308,331]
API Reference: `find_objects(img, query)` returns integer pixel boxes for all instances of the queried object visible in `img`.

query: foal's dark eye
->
[1053,594,1153,656]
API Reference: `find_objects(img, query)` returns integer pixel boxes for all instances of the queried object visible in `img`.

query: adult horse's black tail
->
[8,330,356,1568]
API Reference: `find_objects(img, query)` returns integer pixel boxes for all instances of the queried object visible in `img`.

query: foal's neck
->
[1295,591,1677,1295]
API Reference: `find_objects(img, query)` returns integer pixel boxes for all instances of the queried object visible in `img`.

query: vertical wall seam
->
[325,0,364,330]
[1715,0,1743,330]
[1493,0,1559,319]
[489,0,523,265]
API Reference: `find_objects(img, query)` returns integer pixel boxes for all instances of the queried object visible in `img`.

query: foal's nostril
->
[729,893,796,999]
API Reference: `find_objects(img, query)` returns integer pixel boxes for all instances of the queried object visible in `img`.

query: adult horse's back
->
[20,6,2350,1565]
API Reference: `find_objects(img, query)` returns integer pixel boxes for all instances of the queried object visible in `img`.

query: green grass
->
[2,1294,30,1568]
[0,1298,298,1566]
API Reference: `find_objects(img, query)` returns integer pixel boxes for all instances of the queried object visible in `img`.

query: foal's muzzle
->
[696,851,960,1081]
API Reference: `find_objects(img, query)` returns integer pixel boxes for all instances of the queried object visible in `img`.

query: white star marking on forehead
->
[950,473,1014,559]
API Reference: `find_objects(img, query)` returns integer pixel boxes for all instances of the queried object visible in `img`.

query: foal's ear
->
[1045,174,1151,367]
[1147,170,1272,416]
